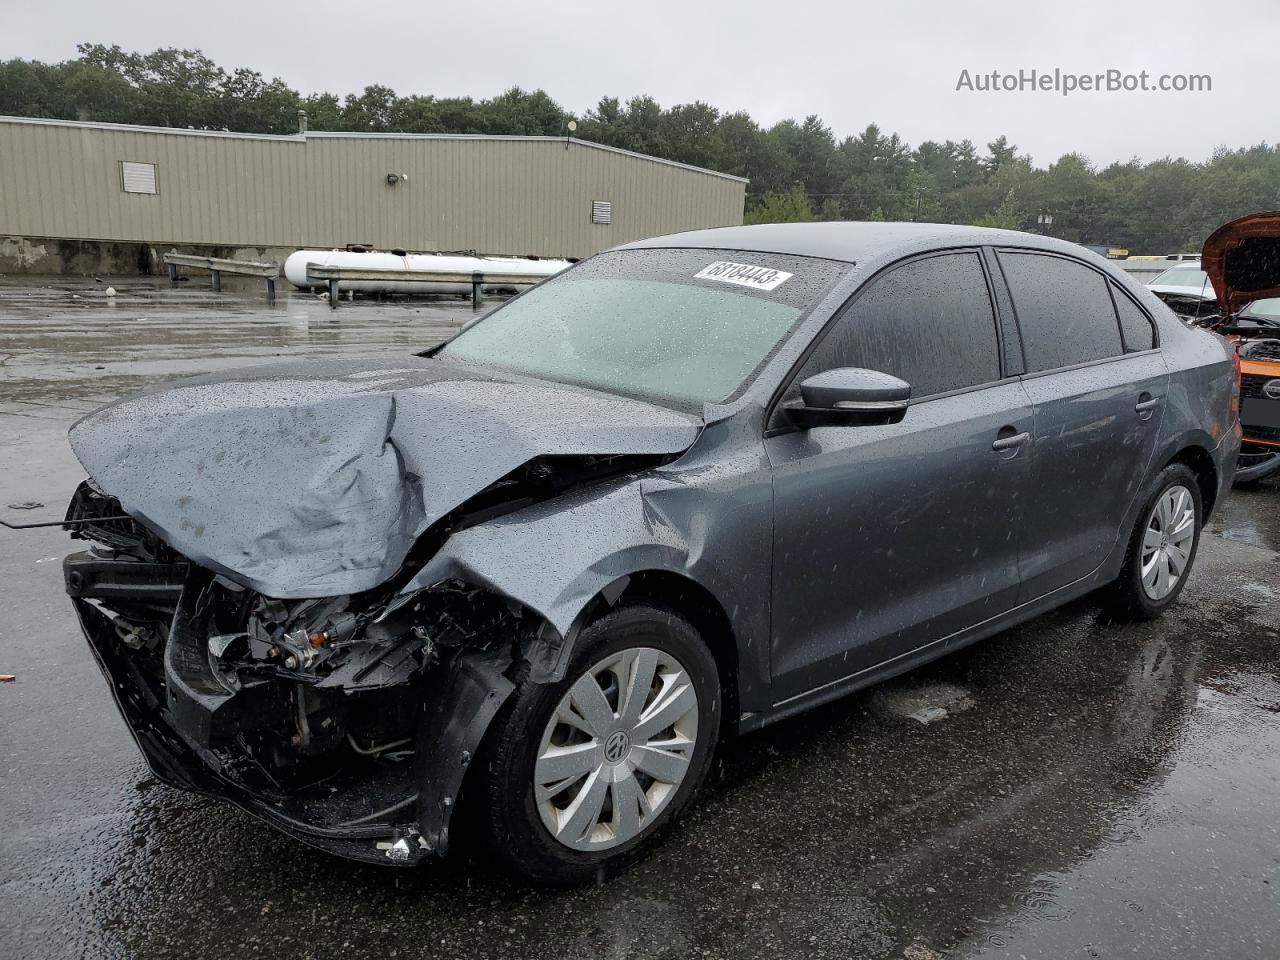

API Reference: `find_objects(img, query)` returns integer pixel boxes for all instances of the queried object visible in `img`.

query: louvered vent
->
[121,161,158,194]
[591,200,611,225]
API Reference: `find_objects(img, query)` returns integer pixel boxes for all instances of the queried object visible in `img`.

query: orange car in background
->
[1199,212,1280,483]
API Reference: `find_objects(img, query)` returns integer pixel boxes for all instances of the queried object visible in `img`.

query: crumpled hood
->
[69,355,701,598]
[1202,210,1280,319]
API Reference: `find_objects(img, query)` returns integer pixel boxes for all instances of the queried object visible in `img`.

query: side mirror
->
[787,367,911,428]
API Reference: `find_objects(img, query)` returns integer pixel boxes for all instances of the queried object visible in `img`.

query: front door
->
[765,251,1031,703]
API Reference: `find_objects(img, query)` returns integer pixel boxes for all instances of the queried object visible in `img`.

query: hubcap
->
[1140,483,1196,600]
[534,646,699,852]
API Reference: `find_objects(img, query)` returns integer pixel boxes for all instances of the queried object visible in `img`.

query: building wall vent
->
[591,200,611,225]
[121,161,158,195]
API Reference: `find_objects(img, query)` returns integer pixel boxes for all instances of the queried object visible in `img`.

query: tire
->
[1105,463,1203,621]
[476,603,721,884]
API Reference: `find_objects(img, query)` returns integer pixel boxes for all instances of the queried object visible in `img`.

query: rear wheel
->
[1106,463,1202,620]
[477,604,720,884]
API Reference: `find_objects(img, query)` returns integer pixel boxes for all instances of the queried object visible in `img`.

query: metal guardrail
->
[163,253,280,300]
[304,263,543,309]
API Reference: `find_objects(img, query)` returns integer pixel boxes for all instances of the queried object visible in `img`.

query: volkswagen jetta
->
[63,222,1240,883]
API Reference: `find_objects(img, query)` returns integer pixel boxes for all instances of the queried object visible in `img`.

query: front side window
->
[1000,252,1124,372]
[439,248,846,407]
[787,251,1002,402]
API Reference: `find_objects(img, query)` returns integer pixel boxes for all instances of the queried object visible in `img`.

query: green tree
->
[770,116,839,198]
[745,188,814,224]
[973,191,1021,229]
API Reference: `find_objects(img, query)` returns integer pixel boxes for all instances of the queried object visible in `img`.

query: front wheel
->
[476,604,721,884]
[1106,463,1203,620]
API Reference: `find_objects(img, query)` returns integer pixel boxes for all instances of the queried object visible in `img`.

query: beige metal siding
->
[0,118,745,258]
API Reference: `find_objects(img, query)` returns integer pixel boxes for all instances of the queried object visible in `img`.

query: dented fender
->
[403,477,698,679]
[400,422,777,714]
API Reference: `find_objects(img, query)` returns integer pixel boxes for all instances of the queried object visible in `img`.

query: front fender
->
[401,477,708,681]
[401,427,777,717]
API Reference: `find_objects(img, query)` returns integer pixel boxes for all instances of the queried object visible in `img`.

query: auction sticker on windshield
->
[694,261,793,291]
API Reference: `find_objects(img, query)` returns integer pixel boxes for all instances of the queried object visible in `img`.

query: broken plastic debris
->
[378,837,414,861]
[6,502,44,510]
[208,634,240,657]
[0,675,15,683]
[104,286,116,297]
[908,706,950,725]
[875,682,976,725]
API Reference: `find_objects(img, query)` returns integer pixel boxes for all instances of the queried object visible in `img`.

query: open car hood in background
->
[1201,211,1280,319]
[68,355,701,598]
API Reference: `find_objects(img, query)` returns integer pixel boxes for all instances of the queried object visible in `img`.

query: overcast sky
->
[2,0,1276,166]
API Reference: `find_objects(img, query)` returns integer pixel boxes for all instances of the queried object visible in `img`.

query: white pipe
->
[283,249,572,293]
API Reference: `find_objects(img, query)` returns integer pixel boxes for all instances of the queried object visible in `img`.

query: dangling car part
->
[62,225,1238,882]
[1198,211,1280,484]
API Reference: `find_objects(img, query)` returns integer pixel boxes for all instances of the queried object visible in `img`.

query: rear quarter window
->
[1110,284,1156,351]
[999,252,1124,372]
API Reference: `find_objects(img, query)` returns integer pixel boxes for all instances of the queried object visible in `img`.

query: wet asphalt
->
[1,277,1278,960]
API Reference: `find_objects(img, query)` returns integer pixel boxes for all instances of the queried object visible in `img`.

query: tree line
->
[2,44,1276,252]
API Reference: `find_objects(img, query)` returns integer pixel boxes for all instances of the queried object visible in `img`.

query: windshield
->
[440,248,846,406]
[1239,297,1280,324]
[1150,266,1211,290]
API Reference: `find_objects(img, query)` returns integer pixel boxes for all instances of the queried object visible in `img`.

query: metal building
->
[0,116,746,264]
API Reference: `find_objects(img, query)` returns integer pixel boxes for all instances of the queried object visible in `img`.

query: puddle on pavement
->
[0,276,482,408]
[1209,481,1280,553]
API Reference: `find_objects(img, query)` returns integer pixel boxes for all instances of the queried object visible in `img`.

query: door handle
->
[992,431,1031,452]
[1135,393,1159,418]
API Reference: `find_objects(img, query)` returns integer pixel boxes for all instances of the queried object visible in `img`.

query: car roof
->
[614,221,1098,264]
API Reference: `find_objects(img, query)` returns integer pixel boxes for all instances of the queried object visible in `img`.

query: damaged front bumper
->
[63,486,530,865]
[1235,444,1280,483]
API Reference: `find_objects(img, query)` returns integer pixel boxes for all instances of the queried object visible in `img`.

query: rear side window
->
[999,252,1124,372]
[792,251,1001,399]
[1111,284,1156,351]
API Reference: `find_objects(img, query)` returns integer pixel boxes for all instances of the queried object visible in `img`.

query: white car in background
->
[1147,262,1218,319]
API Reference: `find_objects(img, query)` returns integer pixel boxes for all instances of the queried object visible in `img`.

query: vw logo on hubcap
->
[603,730,632,764]
[1263,379,1280,401]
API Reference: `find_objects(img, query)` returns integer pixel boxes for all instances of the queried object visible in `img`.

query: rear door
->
[994,251,1167,600]
[765,250,1033,702]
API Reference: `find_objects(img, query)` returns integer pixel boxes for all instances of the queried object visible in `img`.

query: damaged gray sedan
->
[63,223,1240,883]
